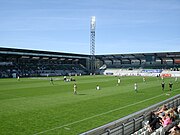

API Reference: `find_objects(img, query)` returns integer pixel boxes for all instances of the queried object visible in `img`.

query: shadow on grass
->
[77,93,86,95]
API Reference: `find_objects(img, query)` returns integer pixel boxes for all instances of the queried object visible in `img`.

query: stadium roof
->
[0,47,180,61]
[0,47,89,59]
[96,52,180,61]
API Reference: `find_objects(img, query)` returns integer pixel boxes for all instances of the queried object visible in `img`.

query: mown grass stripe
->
[33,88,180,135]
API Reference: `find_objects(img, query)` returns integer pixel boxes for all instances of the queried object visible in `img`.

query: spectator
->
[160,113,172,127]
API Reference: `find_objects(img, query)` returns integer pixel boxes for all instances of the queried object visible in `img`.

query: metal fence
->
[80,94,180,135]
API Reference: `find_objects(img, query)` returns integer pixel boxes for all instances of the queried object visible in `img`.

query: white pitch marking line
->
[33,89,180,135]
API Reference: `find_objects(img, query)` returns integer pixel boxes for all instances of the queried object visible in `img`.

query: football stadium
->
[1,1,180,135]
[0,47,180,135]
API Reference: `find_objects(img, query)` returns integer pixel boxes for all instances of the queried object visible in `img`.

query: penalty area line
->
[33,89,180,135]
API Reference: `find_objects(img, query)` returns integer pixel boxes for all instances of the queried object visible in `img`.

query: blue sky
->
[0,0,180,54]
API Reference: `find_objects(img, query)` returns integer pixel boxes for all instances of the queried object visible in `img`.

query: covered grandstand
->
[0,47,180,78]
[0,47,89,78]
[96,52,180,70]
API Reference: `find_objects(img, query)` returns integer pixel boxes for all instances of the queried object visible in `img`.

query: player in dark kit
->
[161,81,165,91]
[169,81,173,91]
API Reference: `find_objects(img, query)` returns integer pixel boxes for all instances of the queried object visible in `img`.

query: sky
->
[0,0,180,55]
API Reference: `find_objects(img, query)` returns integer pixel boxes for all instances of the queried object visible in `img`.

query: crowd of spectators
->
[144,105,180,134]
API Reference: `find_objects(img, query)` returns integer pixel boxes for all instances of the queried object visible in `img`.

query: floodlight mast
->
[90,16,96,73]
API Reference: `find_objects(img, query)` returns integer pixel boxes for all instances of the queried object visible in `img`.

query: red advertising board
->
[161,74,171,77]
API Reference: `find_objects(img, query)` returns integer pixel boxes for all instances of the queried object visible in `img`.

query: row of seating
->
[0,63,88,78]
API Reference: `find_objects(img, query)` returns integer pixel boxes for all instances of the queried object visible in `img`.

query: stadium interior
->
[1,47,180,135]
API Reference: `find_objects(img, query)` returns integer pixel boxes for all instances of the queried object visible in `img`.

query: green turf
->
[0,75,179,135]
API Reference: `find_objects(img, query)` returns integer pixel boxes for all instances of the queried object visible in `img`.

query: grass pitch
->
[0,75,179,135]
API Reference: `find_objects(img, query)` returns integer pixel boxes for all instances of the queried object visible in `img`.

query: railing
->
[80,94,180,135]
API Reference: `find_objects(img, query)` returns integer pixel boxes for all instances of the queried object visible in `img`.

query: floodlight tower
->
[90,16,96,73]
